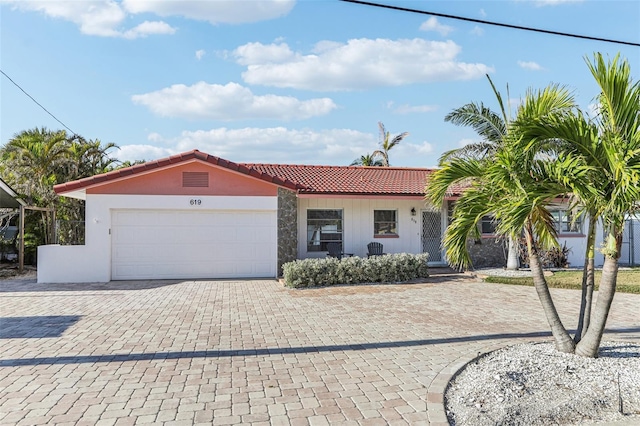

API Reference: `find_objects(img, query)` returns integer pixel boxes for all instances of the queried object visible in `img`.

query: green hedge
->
[282,253,430,288]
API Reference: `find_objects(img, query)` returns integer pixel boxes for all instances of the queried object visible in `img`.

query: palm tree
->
[0,127,68,206]
[67,136,119,178]
[516,53,640,357]
[0,128,122,247]
[574,53,639,357]
[372,122,408,167]
[430,53,639,358]
[513,104,601,343]
[427,84,578,353]
[350,153,384,166]
[440,75,519,269]
[440,75,509,162]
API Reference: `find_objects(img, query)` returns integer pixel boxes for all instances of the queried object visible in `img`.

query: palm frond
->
[444,102,506,144]
[425,158,484,207]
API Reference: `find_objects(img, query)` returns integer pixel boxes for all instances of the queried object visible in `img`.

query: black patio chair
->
[367,242,386,257]
[327,242,353,260]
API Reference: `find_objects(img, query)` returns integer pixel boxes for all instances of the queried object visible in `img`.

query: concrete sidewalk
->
[1,271,638,425]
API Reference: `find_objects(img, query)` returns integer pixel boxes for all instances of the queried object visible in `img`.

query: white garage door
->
[111,209,277,280]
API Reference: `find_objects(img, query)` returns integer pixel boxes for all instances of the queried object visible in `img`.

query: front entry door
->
[422,211,442,262]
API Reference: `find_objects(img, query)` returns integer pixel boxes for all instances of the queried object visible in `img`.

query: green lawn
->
[484,269,640,294]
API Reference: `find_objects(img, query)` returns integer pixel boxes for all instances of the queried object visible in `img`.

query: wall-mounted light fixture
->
[410,207,416,216]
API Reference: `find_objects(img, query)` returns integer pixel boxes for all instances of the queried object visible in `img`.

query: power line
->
[0,69,78,136]
[340,0,640,47]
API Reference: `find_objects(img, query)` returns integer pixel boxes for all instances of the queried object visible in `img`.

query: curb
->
[425,342,508,425]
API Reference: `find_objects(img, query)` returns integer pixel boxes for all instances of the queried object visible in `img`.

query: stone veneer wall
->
[277,188,298,276]
[467,237,507,269]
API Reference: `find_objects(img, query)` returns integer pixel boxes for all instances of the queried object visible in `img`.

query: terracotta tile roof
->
[54,149,464,197]
[243,163,436,196]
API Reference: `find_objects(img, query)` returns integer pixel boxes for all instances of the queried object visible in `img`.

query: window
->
[307,210,343,252]
[552,210,582,234]
[481,215,497,234]
[374,210,398,236]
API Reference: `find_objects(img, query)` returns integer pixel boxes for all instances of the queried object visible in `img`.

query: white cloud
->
[121,0,295,24]
[470,26,484,36]
[120,127,376,164]
[195,49,206,60]
[395,141,434,158]
[147,132,164,142]
[119,144,177,162]
[2,0,293,38]
[419,17,453,36]
[120,127,435,165]
[234,39,493,91]
[131,82,336,120]
[233,42,295,66]
[123,20,176,39]
[517,60,544,71]
[1,0,174,39]
[392,104,438,114]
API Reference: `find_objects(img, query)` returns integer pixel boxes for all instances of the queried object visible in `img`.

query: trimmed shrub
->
[282,253,430,288]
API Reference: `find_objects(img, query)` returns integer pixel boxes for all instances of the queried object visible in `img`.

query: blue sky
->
[1,0,638,168]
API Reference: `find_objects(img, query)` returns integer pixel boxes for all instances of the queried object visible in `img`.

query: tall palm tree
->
[575,53,639,357]
[517,53,640,357]
[440,75,520,269]
[372,122,408,167]
[350,153,384,166]
[440,75,509,162]
[513,104,601,343]
[427,84,578,353]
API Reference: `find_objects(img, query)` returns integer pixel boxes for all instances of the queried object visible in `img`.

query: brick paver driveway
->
[1,270,638,425]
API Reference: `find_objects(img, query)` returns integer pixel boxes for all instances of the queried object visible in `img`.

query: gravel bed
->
[445,341,640,425]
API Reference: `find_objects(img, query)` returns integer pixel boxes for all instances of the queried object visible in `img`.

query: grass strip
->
[484,270,640,295]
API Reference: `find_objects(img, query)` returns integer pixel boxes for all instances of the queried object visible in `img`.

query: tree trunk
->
[525,224,575,353]
[506,235,520,270]
[575,215,596,343]
[575,241,620,358]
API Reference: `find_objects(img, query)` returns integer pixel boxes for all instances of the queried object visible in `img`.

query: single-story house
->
[37,149,610,283]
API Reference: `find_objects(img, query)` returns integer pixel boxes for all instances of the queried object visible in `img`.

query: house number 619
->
[190,199,202,206]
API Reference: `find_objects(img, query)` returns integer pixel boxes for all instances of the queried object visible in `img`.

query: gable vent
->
[182,172,209,187]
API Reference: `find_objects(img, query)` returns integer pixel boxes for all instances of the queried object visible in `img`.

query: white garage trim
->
[111,209,277,280]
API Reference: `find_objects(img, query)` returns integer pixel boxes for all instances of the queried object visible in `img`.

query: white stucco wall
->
[297,197,446,262]
[556,216,606,268]
[38,194,277,283]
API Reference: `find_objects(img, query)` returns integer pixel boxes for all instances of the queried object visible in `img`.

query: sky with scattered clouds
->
[1,0,638,167]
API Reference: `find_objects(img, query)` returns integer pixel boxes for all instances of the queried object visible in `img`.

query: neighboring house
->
[37,150,612,283]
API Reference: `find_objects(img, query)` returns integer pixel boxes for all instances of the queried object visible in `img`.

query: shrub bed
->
[282,253,430,288]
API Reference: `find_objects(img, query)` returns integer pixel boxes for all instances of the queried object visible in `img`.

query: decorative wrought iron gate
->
[422,211,442,262]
